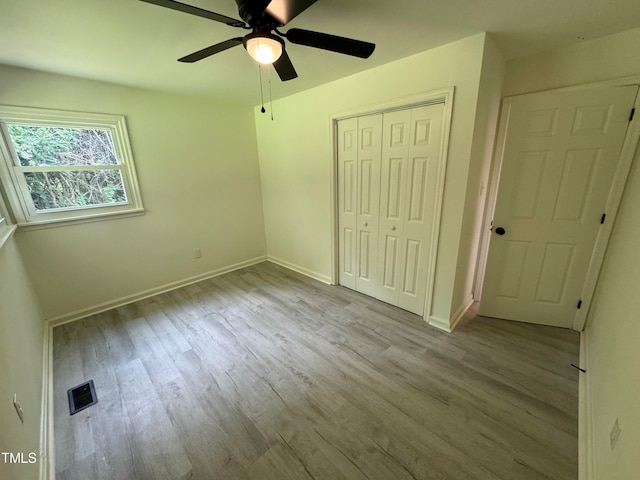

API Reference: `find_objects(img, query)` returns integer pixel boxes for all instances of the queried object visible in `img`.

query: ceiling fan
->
[140,0,376,81]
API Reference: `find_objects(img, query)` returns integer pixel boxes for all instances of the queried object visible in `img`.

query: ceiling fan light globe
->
[246,37,283,65]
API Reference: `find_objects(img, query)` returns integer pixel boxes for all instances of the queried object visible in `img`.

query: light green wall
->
[504,27,640,96]
[0,65,266,319]
[504,28,640,479]
[254,33,487,323]
[583,141,640,480]
[0,236,45,480]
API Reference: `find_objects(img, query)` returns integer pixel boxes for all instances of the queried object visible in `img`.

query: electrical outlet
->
[610,418,621,450]
[13,394,24,424]
[193,248,202,259]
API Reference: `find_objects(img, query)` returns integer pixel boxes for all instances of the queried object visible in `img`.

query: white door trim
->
[329,88,455,324]
[476,77,640,331]
[473,98,511,302]
[574,88,640,330]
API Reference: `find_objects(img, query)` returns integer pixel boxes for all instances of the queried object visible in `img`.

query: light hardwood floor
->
[53,262,580,480]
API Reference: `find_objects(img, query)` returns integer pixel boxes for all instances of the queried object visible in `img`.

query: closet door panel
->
[398,104,444,314]
[354,114,383,297]
[337,118,358,289]
[377,109,410,304]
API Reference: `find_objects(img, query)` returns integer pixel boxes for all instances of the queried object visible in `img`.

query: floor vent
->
[67,380,97,415]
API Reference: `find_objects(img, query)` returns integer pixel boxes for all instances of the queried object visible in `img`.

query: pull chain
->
[258,64,266,113]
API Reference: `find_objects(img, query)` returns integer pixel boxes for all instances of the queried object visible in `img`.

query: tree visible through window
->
[0,106,143,226]
[8,125,127,211]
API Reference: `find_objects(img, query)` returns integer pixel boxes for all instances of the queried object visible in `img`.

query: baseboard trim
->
[428,294,474,333]
[579,330,594,480]
[39,322,54,480]
[267,256,332,284]
[428,315,453,333]
[449,294,474,331]
[46,255,268,327]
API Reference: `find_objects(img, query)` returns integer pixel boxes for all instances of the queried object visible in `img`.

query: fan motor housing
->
[235,0,278,27]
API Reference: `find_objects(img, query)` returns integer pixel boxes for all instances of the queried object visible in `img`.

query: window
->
[0,106,144,227]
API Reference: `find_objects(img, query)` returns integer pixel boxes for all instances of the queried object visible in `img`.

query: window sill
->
[0,224,17,249]
[16,208,145,231]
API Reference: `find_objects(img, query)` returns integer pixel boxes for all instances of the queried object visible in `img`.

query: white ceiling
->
[1,0,639,106]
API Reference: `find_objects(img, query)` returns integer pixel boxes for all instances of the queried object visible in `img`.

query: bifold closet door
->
[338,103,444,316]
[378,104,444,314]
[337,114,383,297]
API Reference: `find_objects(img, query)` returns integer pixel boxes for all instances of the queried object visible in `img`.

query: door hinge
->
[630,108,636,122]
[600,213,606,224]
[577,300,582,309]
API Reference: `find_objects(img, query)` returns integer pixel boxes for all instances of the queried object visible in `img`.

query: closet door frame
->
[330,87,455,323]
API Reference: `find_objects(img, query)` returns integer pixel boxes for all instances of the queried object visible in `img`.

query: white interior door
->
[377,109,409,305]
[480,85,638,327]
[337,118,357,290]
[397,105,443,314]
[378,105,444,314]
[338,114,382,296]
[355,115,383,298]
[338,103,445,316]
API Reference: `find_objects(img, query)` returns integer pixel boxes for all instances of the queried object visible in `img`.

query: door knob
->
[364,222,368,227]
[391,226,396,231]
[495,227,506,236]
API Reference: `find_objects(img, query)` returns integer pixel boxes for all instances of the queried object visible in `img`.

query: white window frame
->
[0,191,17,249]
[0,105,144,227]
